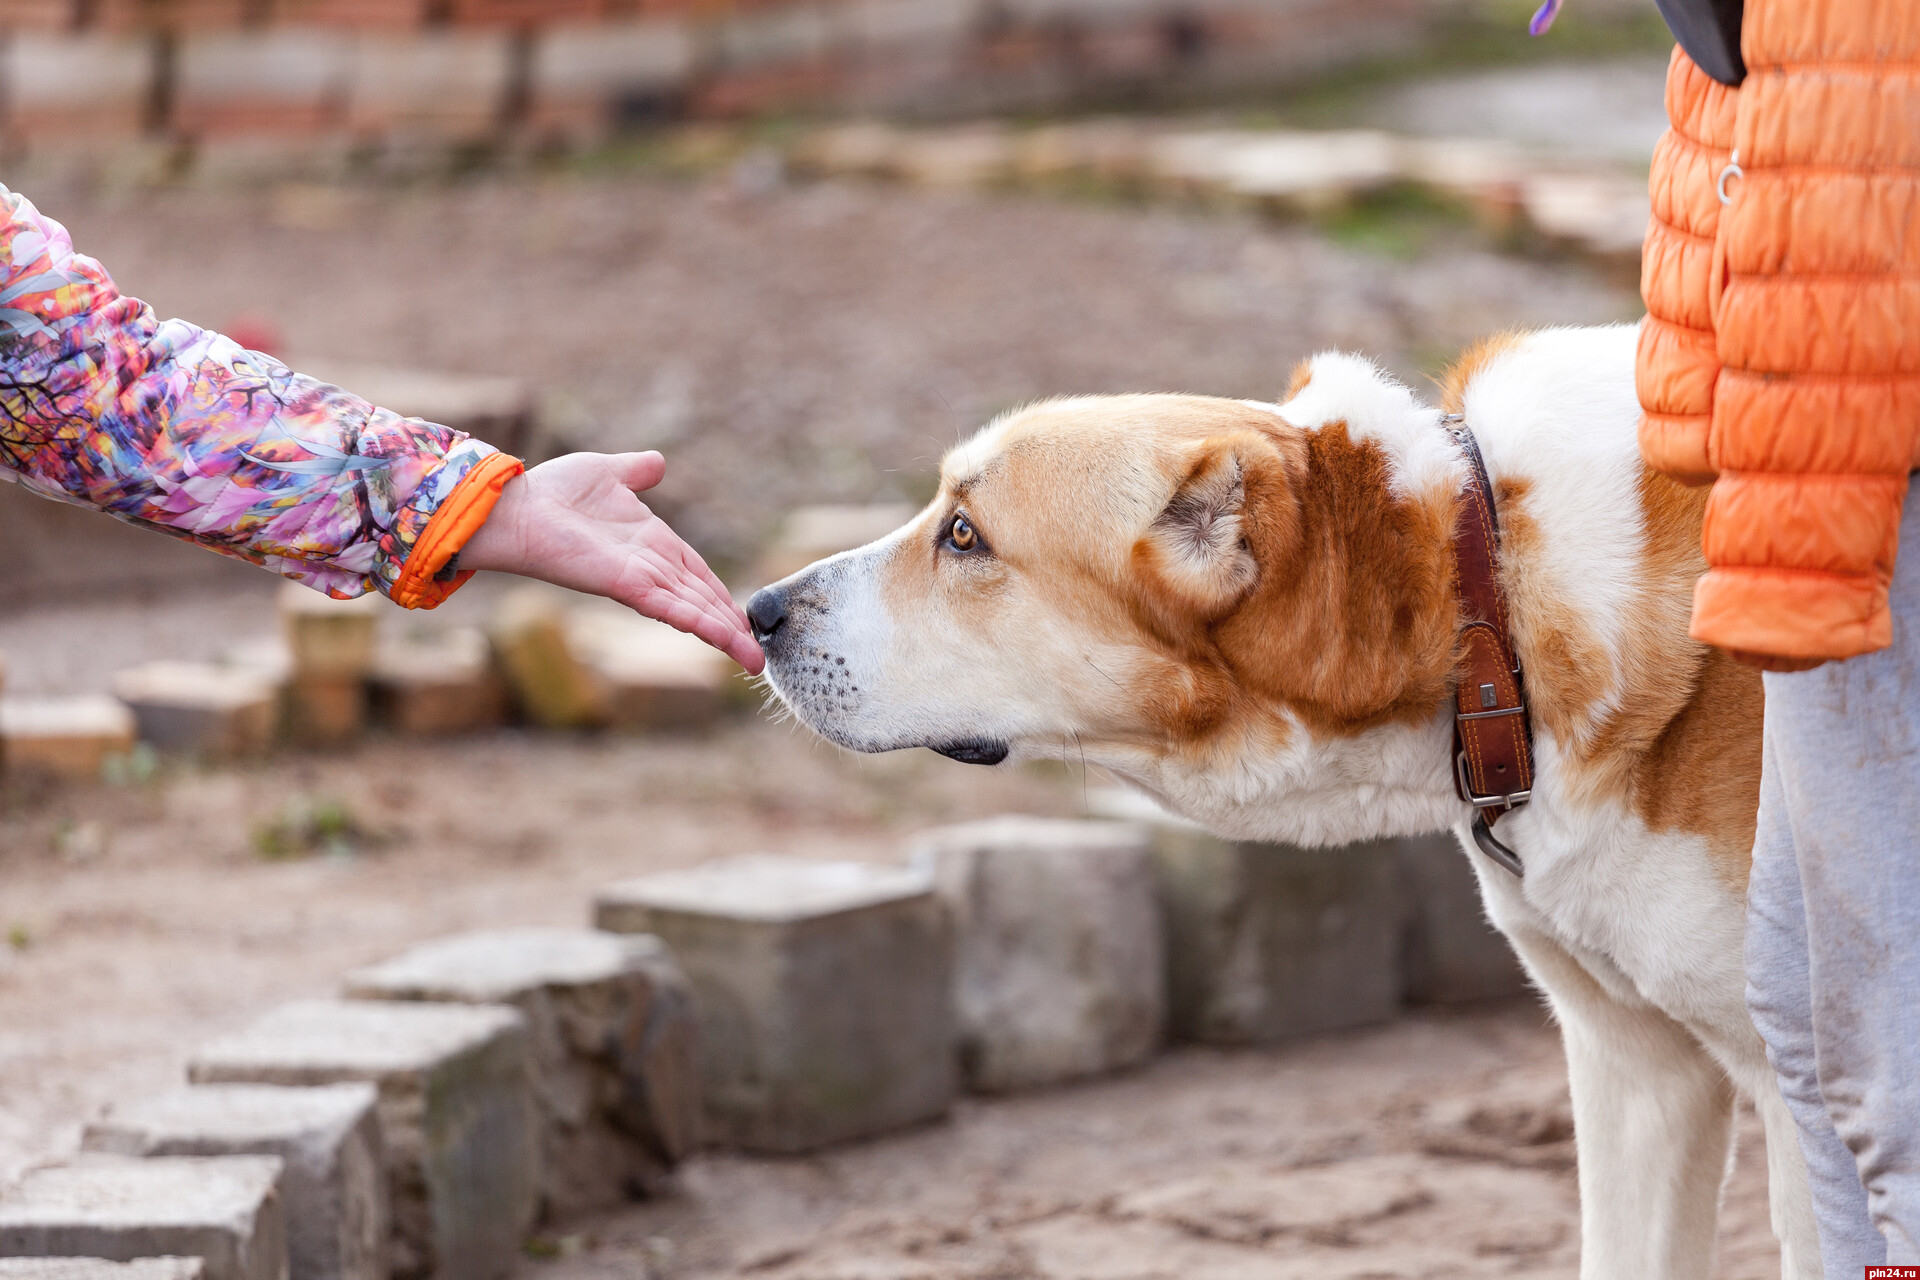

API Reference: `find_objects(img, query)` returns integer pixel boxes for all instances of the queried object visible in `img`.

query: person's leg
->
[1764,493,1920,1260]
[1746,726,1883,1269]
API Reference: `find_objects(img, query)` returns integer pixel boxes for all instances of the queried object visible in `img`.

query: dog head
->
[749,356,1467,841]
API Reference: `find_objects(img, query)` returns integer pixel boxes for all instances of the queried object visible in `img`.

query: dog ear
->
[1134,436,1261,621]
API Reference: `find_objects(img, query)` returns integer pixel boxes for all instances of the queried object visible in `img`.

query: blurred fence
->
[0,0,1435,157]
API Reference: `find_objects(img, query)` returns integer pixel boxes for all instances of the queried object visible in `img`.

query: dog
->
[747,322,1818,1278]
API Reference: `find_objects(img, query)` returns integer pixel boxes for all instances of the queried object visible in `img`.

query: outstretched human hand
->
[460,451,764,675]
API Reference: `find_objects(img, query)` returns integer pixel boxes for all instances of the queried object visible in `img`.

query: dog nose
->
[746,587,788,645]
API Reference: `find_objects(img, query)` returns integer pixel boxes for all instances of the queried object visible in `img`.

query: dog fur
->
[751,322,1820,1279]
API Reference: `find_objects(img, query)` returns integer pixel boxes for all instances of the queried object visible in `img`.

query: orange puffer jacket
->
[1638,2,1920,662]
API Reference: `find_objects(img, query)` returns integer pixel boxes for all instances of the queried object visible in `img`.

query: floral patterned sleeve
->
[0,185,520,606]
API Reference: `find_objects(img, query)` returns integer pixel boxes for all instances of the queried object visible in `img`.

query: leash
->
[1441,414,1534,877]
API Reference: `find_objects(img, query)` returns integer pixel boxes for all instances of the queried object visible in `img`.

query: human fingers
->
[605,451,668,495]
[630,582,764,674]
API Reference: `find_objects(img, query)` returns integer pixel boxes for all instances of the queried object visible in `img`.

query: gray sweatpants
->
[1746,494,1920,1271]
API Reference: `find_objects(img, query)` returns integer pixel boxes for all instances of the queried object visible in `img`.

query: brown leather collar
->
[1443,414,1533,877]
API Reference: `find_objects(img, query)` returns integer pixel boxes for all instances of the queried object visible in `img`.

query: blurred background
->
[0,1,1781,1276]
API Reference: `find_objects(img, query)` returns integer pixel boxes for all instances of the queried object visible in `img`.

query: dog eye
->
[945,513,979,553]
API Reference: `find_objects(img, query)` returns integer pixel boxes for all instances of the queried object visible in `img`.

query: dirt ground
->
[0,171,1782,1274]
[0,722,1781,1278]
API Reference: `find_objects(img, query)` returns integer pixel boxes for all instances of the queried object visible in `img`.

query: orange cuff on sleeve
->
[1690,566,1892,662]
[389,451,525,610]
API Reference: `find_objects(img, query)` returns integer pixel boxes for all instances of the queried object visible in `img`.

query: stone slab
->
[369,630,507,737]
[1394,833,1529,1005]
[188,1001,536,1280]
[595,857,955,1153]
[488,588,603,730]
[84,1084,385,1280]
[0,1156,286,1280]
[567,611,727,732]
[278,585,379,678]
[344,928,699,1214]
[910,816,1164,1092]
[0,696,135,779]
[111,664,277,759]
[0,1260,206,1278]
[1090,789,1401,1044]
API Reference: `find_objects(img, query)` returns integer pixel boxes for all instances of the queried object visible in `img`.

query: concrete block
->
[281,676,364,748]
[1150,129,1403,209]
[188,1001,536,1280]
[755,504,916,586]
[528,21,694,137]
[909,816,1164,1092]
[83,1084,385,1280]
[1394,833,1528,1005]
[112,663,277,759]
[488,587,604,730]
[1520,171,1650,257]
[278,584,378,679]
[1090,790,1401,1044]
[0,1155,286,1280]
[174,31,354,138]
[0,1261,205,1279]
[344,928,699,1215]
[568,610,728,732]
[887,125,1013,189]
[595,857,955,1153]
[1,33,154,143]
[344,32,511,141]
[0,696,135,779]
[369,630,507,737]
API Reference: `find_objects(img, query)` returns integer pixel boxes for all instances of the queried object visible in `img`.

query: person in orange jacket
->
[1631,0,1920,1265]
[0,185,761,676]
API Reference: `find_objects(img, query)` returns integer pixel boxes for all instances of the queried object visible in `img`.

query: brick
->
[0,0,83,34]
[83,1084,383,1280]
[0,1261,206,1279]
[755,503,916,587]
[527,20,694,139]
[1091,789,1401,1044]
[189,1001,537,1280]
[0,32,154,143]
[488,587,604,730]
[0,1155,286,1280]
[595,857,955,1153]
[444,0,599,26]
[173,30,352,138]
[910,817,1164,1092]
[272,0,435,30]
[112,663,277,759]
[568,610,727,732]
[370,629,508,736]
[1394,833,1528,1005]
[0,695,135,780]
[290,362,536,460]
[342,31,510,142]
[345,927,699,1214]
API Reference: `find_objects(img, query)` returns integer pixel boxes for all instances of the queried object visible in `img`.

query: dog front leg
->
[1507,924,1736,1280]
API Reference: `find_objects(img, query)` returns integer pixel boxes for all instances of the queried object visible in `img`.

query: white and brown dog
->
[747,323,1818,1279]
